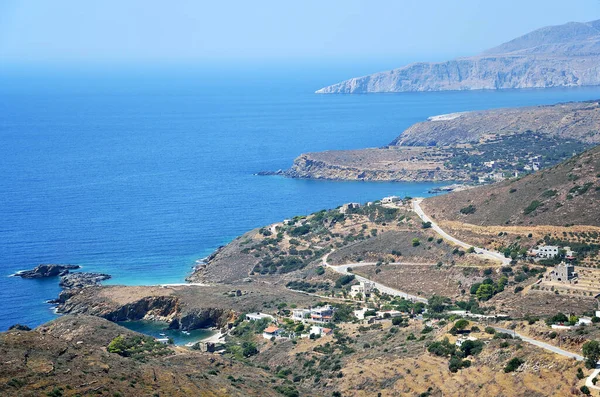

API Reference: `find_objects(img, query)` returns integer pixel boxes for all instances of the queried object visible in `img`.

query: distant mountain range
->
[316,20,600,94]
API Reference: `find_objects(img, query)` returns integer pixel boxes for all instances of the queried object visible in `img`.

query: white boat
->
[159,333,166,337]
[185,342,195,347]
[182,330,191,335]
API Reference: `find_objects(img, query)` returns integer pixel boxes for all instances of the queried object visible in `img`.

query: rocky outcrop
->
[57,290,232,331]
[317,20,600,94]
[59,272,111,289]
[14,264,80,278]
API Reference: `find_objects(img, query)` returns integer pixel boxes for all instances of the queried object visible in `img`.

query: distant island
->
[316,19,600,94]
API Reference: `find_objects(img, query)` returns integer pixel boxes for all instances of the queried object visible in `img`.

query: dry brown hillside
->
[423,145,600,227]
[0,316,280,397]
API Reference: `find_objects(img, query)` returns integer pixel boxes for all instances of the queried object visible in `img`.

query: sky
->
[0,0,599,67]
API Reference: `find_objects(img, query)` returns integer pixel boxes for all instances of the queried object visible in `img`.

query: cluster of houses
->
[528,245,575,261]
[245,306,336,340]
[292,305,335,324]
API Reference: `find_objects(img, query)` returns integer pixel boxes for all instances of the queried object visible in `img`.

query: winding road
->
[412,198,511,266]
[321,251,428,303]
[321,197,600,387]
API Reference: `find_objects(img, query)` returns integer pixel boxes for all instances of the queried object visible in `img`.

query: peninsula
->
[268,100,600,183]
[317,19,600,94]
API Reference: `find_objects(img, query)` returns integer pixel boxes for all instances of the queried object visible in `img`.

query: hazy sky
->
[1,0,600,66]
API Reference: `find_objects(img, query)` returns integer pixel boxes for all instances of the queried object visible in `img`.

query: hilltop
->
[316,20,600,94]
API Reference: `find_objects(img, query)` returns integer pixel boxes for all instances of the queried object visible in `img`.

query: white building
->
[531,245,560,259]
[309,325,333,336]
[484,161,495,168]
[376,310,402,318]
[292,309,311,321]
[350,281,375,299]
[381,196,400,204]
[246,312,274,322]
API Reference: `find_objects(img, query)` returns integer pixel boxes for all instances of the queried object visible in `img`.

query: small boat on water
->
[185,342,195,347]
[159,333,166,337]
[182,330,191,335]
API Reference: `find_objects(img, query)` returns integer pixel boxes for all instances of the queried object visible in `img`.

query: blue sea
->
[2,64,600,331]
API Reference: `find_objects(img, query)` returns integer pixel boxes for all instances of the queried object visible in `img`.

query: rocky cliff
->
[317,20,600,94]
[56,286,233,330]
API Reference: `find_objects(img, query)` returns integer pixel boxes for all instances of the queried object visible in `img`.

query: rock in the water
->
[59,272,111,289]
[14,264,80,279]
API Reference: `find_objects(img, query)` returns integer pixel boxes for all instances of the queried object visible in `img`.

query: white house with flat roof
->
[529,245,560,259]
[381,196,400,204]
[246,312,274,322]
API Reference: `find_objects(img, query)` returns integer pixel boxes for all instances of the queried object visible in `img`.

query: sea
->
[2,63,600,333]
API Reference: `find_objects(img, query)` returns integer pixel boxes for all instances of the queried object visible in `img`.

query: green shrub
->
[523,200,542,215]
[504,357,524,373]
[460,205,476,215]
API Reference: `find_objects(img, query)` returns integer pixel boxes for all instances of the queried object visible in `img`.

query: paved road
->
[322,251,428,303]
[412,198,511,266]
[494,327,583,360]
[492,326,600,389]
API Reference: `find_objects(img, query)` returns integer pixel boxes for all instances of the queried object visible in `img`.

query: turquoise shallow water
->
[2,65,600,331]
[117,320,216,346]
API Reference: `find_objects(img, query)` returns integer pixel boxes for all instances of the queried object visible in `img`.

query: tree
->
[545,312,569,326]
[412,238,421,247]
[242,341,258,357]
[583,340,600,369]
[429,295,447,313]
[460,339,484,357]
[454,319,469,330]
[476,284,494,301]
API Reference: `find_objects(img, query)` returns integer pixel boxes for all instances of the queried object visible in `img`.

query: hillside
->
[422,145,600,227]
[316,19,600,94]
[0,316,279,397]
[393,100,600,147]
